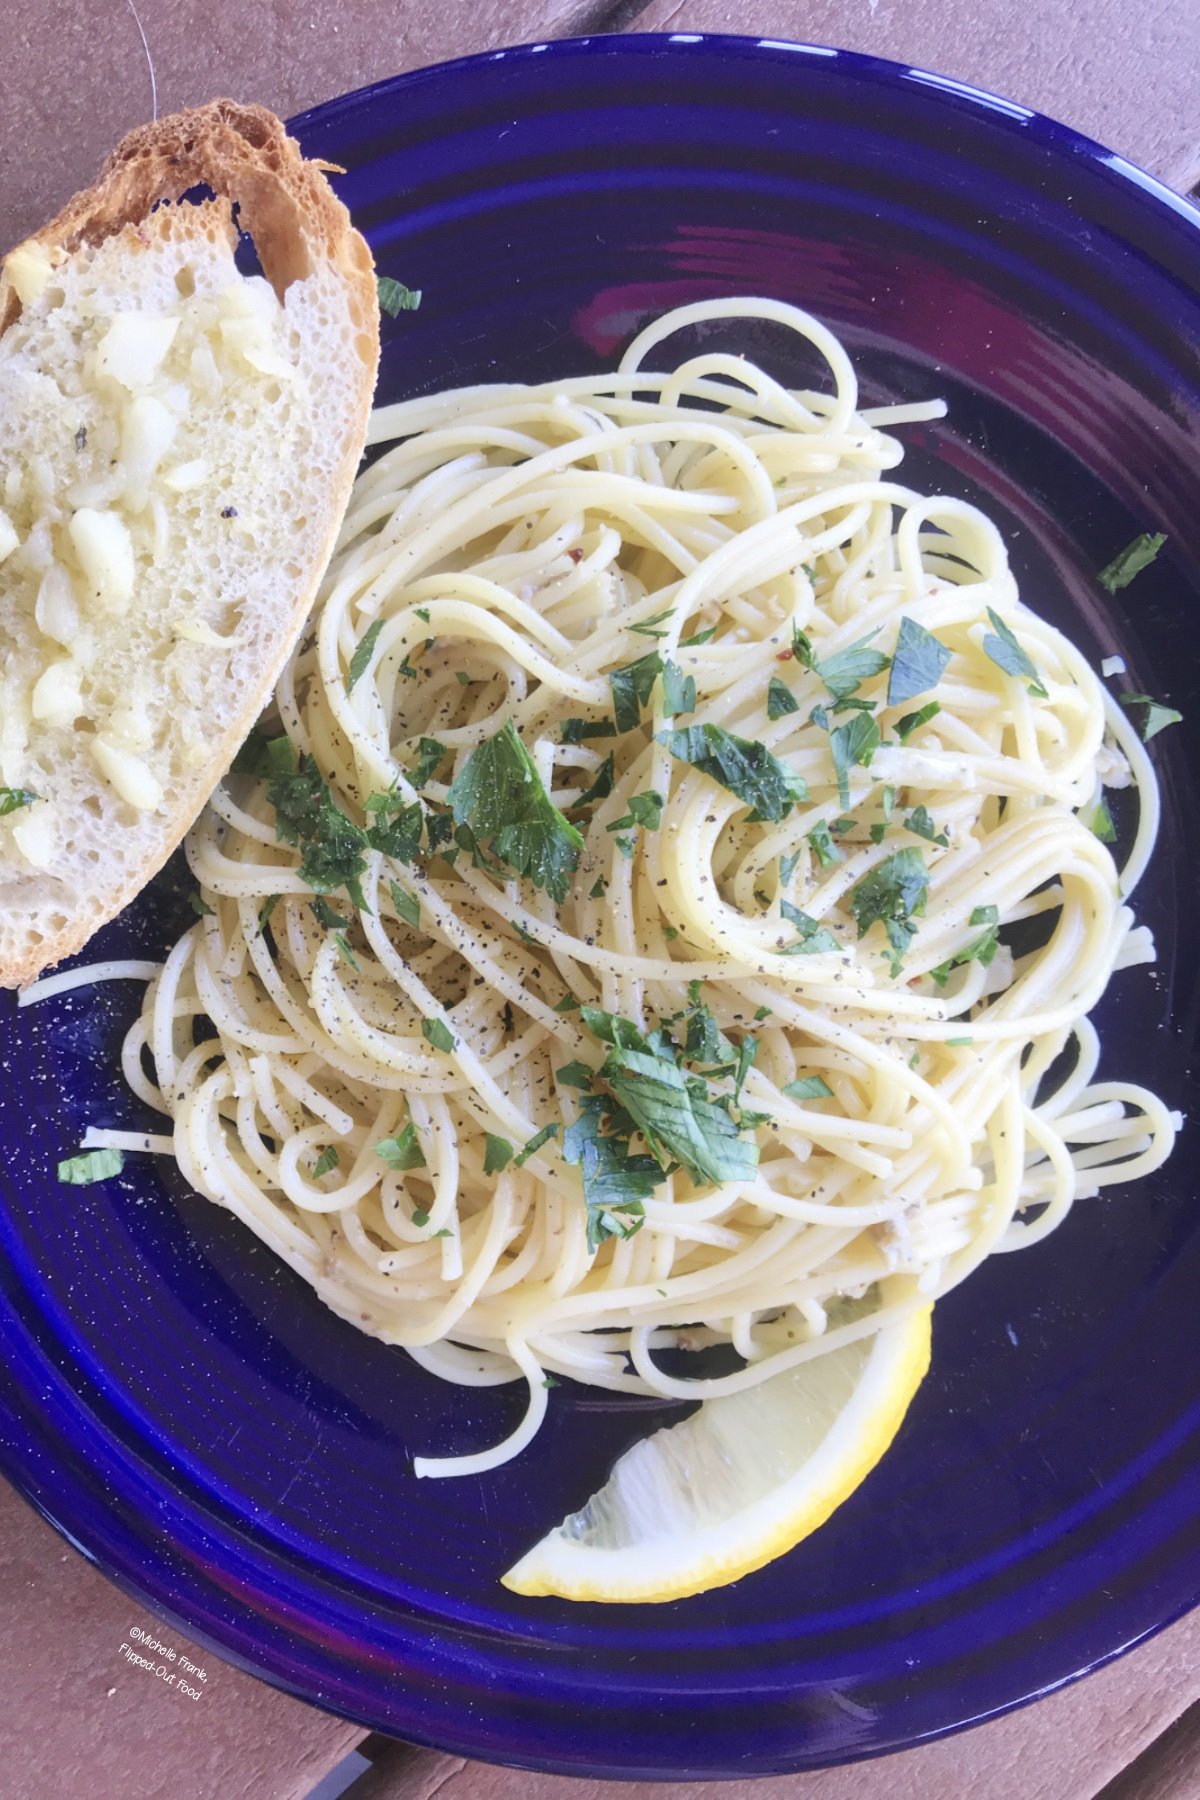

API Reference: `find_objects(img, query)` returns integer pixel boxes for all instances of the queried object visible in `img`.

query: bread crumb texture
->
[0,103,378,985]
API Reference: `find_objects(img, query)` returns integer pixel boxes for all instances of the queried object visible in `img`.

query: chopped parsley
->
[658,724,807,822]
[366,795,424,863]
[421,1017,456,1053]
[484,1134,513,1174]
[347,619,384,693]
[904,805,948,847]
[888,616,952,707]
[561,717,618,744]
[895,700,942,742]
[779,847,803,884]
[1098,532,1166,594]
[767,676,800,719]
[188,891,215,918]
[575,756,614,807]
[376,1124,426,1171]
[267,753,370,910]
[553,993,581,1012]
[814,631,890,701]
[629,608,674,637]
[411,737,449,787]
[377,276,422,315]
[661,658,696,717]
[930,904,1000,985]
[1121,692,1182,741]
[805,820,845,867]
[556,1061,595,1091]
[1086,795,1117,843]
[982,608,1048,699]
[680,624,718,647]
[848,847,930,974]
[0,786,38,815]
[563,1098,658,1250]
[611,650,665,731]
[258,894,280,933]
[445,719,583,903]
[782,1075,834,1101]
[829,711,880,808]
[514,1121,560,1167]
[608,790,664,833]
[779,899,840,955]
[57,1148,124,1185]
[389,881,420,928]
[312,1146,340,1179]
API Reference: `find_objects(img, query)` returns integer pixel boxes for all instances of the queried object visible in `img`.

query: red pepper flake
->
[568,547,584,563]
[777,648,794,662]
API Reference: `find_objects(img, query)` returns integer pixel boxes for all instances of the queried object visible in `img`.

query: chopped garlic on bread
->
[0,100,379,986]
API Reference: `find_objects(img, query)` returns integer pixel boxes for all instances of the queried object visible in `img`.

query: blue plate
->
[2,36,1199,1780]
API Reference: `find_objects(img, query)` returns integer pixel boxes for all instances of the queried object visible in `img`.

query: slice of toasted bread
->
[0,100,378,987]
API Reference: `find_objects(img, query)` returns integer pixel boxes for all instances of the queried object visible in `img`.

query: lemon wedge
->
[502,1305,932,1603]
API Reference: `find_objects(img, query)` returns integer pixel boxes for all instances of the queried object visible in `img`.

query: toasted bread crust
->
[0,103,379,987]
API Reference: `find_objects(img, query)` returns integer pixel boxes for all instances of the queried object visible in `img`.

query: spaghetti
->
[68,299,1175,1478]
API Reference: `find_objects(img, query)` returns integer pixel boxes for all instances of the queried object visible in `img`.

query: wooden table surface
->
[2,4,1198,1798]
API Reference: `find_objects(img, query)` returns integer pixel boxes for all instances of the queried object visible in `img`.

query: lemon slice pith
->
[502,1305,932,1604]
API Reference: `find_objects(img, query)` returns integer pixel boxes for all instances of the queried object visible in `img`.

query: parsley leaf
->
[629,608,674,637]
[849,848,930,973]
[556,1061,595,1091]
[258,894,280,933]
[888,616,952,707]
[904,804,948,847]
[1086,795,1117,843]
[575,755,614,808]
[347,619,384,693]
[767,676,800,720]
[310,896,351,932]
[268,754,371,909]
[982,608,1048,699]
[514,1122,560,1167]
[562,717,618,744]
[445,719,583,903]
[829,711,880,808]
[1098,532,1166,593]
[57,1148,123,1185]
[608,790,664,833]
[681,624,718,647]
[0,786,38,815]
[930,916,999,987]
[895,700,942,742]
[814,631,890,701]
[412,738,449,787]
[377,276,422,315]
[779,899,840,955]
[553,992,581,1012]
[807,820,843,869]
[661,658,696,717]
[421,1017,456,1053]
[1121,692,1183,741]
[376,1124,426,1170]
[367,797,424,863]
[601,1047,759,1186]
[658,724,807,822]
[484,1134,513,1173]
[780,847,803,884]
[562,1099,658,1250]
[610,650,663,731]
[390,881,420,928]
[312,1146,340,1178]
[782,1075,834,1101]
[189,891,215,918]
